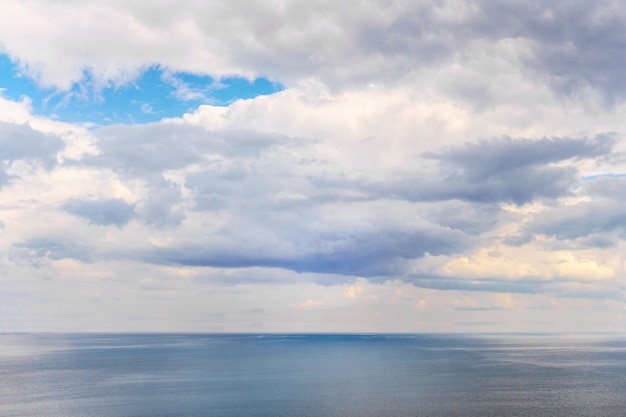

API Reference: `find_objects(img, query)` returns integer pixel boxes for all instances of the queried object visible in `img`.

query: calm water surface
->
[1,333,625,416]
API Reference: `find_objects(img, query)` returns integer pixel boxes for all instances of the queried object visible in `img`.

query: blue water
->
[1,334,625,416]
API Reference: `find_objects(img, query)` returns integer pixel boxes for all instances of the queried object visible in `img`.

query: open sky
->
[1,0,626,333]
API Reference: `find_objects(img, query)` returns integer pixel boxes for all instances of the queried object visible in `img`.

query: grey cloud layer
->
[154,223,467,278]
[358,135,614,205]
[3,0,626,102]
[423,135,613,204]
[522,200,626,245]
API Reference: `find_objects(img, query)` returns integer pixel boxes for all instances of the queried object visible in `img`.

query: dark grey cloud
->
[62,198,135,227]
[522,200,626,244]
[146,226,467,278]
[425,135,611,204]
[360,135,614,205]
[239,0,626,103]
[481,1,626,104]
[427,135,612,178]
[369,1,626,103]
[0,121,64,185]
[354,1,626,105]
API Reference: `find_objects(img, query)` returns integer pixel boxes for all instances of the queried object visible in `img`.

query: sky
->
[1,0,626,333]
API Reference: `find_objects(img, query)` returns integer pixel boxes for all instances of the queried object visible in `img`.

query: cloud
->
[420,200,511,235]
[137,177,186,228]
[290,298,323,310]
[354,135,615,205]
[507,2,626,104]
[80,122,290,227]
[89,123,286,176]
[1,0,458,89]
[0,121,64,185]
[148,223,467,278]
[62,198,135,227]
[2,0,626,332]
[583,176,626,201]
[421,134,613,204]
[13,238,93,263]
[426,135,613,179]
[523,200,626,243]
[1,0,624,105]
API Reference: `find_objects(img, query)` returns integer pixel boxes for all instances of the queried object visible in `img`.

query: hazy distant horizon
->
[3,331,624,337]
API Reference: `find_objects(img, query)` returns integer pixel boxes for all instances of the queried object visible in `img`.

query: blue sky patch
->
[0,54,282,125]
[581,173,626,181]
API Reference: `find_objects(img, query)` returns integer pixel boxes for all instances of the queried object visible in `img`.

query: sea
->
[1,333,625,417]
